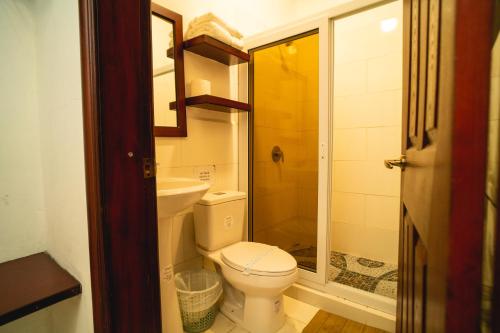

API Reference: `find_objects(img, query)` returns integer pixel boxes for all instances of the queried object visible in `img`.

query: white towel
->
[186,21,244,50]
[188,13,243,39]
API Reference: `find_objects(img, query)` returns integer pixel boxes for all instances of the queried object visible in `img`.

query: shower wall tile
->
[333,161,400,196]
[333,128,366,161]
[367,54,402,92]
[253,126,300,163]
[331,2,402,265]
[333,60,367,96]
[365,195,400,231]
[253,161,298,196]
[331,223,398,264]
[366,126,401,161]
[332,192,365,225]
[333,90,402,129]
[298,188,318,221]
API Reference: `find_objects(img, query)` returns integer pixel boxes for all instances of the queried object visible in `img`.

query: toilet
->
[193,191,298,333]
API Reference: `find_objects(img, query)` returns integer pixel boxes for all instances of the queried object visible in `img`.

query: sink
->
[156,177,210,333]
[156,177,210,217]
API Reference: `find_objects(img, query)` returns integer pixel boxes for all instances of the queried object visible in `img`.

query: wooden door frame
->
[79,0,162,332]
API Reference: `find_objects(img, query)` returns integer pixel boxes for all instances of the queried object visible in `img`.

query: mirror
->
[151,4,187,137]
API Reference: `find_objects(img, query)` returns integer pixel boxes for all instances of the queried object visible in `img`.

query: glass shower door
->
[250,31,320,273]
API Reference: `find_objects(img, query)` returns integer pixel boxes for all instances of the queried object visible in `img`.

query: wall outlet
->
[194,165,216,185]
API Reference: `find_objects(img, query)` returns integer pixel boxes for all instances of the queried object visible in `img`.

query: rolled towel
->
[186,21,244,50]
[188,12,243,39]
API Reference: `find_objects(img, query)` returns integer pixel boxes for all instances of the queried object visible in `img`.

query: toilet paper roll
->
[190,79,211,96]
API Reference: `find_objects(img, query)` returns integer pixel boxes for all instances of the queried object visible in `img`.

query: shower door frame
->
[242,18,331,287]
[240,0,400,303]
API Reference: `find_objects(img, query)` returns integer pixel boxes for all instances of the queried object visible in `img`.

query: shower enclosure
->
[246,0,402,318]
[250,31,320,273]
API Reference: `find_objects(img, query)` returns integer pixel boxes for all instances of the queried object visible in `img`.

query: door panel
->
[397,0,493,332]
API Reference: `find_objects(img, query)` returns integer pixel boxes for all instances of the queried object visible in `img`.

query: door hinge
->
[143,158,156,178]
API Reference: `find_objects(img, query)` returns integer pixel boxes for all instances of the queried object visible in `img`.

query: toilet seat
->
[221,242,296,277]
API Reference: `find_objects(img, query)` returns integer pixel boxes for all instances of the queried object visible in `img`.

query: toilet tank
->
[193,191,246,251]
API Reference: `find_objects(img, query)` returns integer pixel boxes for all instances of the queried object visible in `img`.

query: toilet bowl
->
[193,192,298,333]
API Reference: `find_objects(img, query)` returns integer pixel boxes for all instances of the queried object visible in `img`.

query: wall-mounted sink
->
[156,178,210,217]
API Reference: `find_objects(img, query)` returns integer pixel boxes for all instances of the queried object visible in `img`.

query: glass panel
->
[252,32,319,272]
[330,1,402,299]
[151,14,177,127]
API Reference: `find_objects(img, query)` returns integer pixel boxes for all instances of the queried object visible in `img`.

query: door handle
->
[384,155,407,170]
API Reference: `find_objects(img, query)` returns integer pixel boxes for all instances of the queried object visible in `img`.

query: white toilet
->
[193,191,298,333]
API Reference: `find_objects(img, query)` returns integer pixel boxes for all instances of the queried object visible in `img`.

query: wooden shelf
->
[168,35,249,66]
[0,253,81,325]
[170,95,250,113]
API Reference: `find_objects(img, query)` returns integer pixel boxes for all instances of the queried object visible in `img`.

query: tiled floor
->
[198,295,319,333]
[288,247,398,299]
[329,252,398,299]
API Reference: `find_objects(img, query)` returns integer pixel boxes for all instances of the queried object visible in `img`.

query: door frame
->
[244,19,329,287]
[239,0,401,302]
[79,0,162,332]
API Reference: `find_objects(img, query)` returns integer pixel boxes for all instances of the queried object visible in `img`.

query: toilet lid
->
[221,242,297,277]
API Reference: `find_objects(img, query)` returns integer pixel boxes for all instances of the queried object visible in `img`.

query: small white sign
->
[194,165,216,185]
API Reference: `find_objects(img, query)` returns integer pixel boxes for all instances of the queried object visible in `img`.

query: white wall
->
[0,0,93,332]
[0,0,47,263]
[35,0,93,331]
[330,1,402,264]
[161,0,295,37]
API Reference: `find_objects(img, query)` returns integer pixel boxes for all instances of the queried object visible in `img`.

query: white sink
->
[156,178,210,333]
[156,177,210,218]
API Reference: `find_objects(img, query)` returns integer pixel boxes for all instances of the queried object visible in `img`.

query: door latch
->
[143,158,156,178]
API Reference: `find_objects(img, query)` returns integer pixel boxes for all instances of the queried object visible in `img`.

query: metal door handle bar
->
[384,155,407,170]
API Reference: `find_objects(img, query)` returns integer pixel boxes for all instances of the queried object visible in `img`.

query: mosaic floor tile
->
[287,246,398,300]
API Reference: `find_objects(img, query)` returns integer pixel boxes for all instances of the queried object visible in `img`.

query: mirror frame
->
[151,3,187,137]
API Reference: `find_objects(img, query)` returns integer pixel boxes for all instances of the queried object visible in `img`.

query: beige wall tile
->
[363,227,399,264]
[331,223,398,264]
[253,126,300,163]
[333,161,368,193]
[155,137,182,167]
[332,192,365,225]
[366,126,402,161]
[365,160,400,196]
[333,60,367,97]
[213,163,239,192]
[365,195,399,231]
[490,77,499,121]
[333,90,402,129]
[367,54,402,92]
[333,128,366,161]
[331,222,367,258]
[181,117,236,166]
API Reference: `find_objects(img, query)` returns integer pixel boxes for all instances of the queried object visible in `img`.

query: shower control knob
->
[272,146,284,163]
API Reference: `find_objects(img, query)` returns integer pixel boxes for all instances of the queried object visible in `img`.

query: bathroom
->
[1,0,499,333]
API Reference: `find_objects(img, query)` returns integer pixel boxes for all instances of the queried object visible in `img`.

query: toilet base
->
[221,292,286,333]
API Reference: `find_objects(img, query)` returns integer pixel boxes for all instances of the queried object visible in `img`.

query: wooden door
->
[397,0,493,332]
[79,0,162,332]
